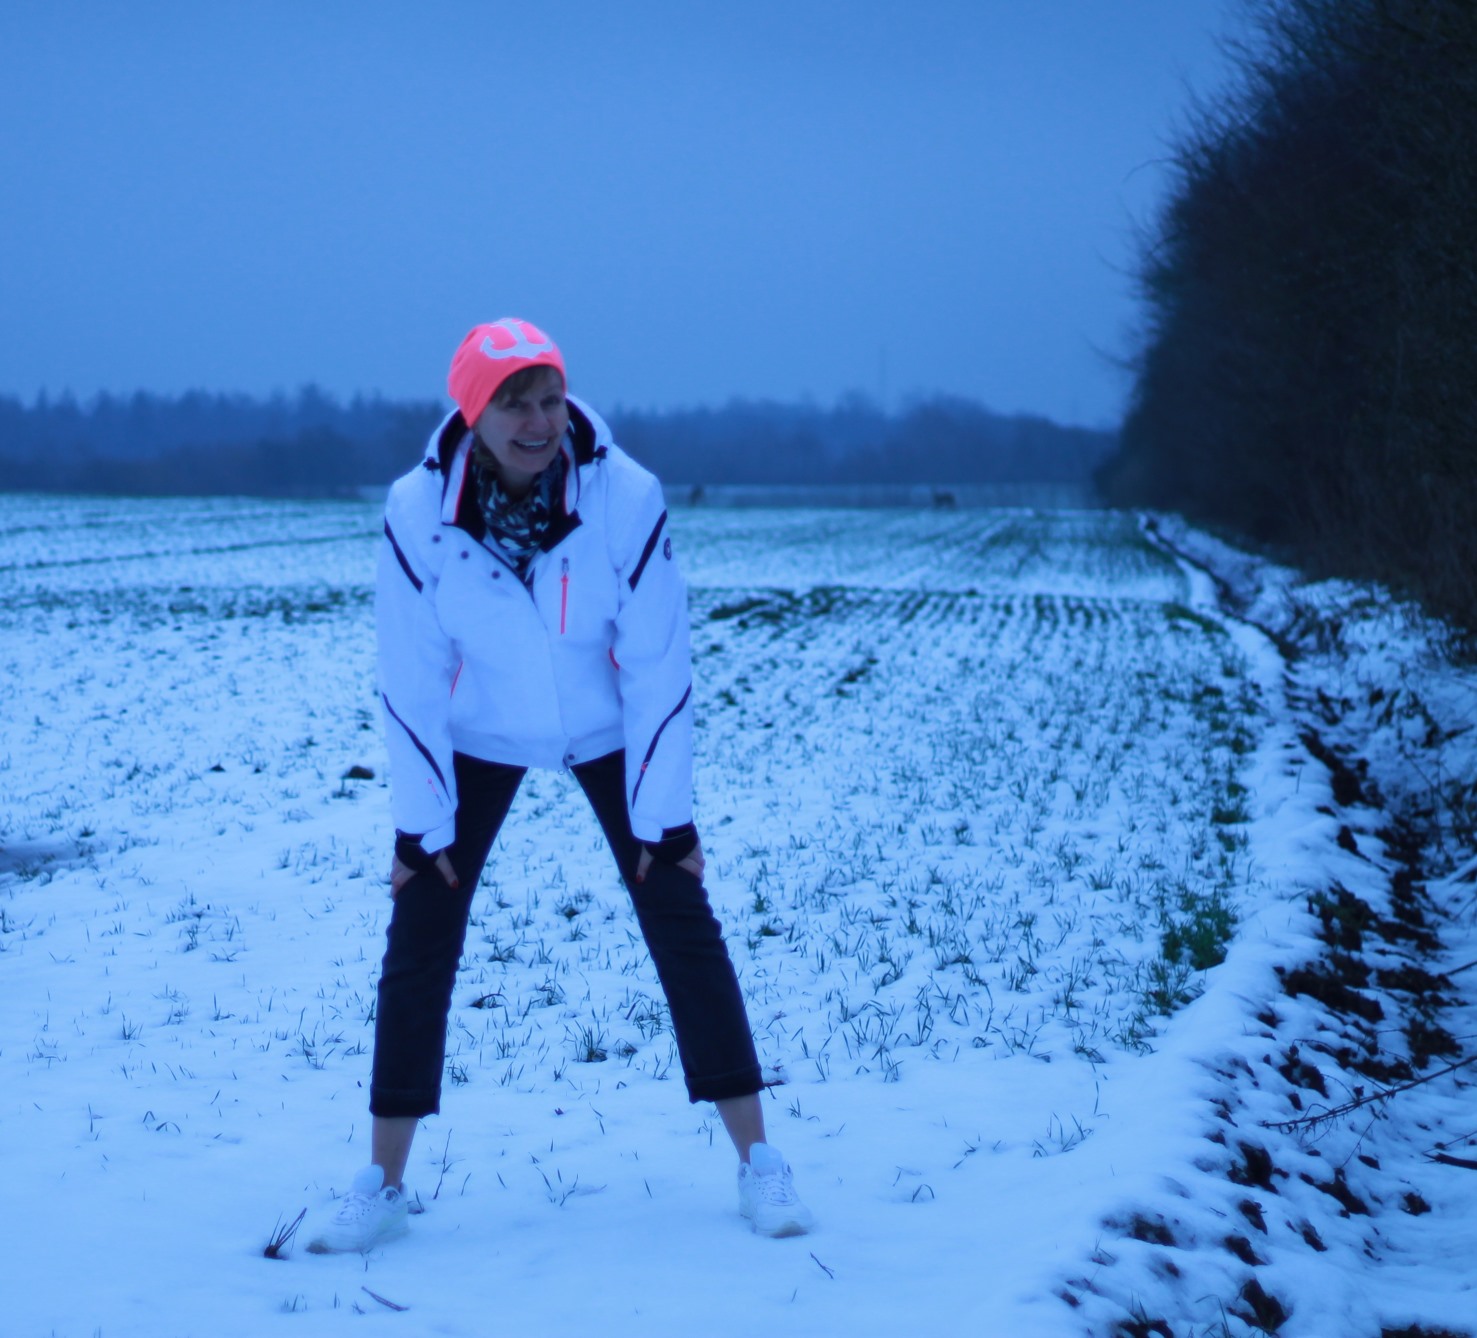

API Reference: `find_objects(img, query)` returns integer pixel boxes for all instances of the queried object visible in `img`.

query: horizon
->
[0,380,1120,431]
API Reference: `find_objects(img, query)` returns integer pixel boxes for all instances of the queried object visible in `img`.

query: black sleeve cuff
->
[645,823,698,865]
[394,830,438,872]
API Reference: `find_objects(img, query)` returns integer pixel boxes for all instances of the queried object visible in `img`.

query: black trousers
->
[370,750,762,1117]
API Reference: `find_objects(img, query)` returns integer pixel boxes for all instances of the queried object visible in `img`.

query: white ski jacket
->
[376,397,694,853]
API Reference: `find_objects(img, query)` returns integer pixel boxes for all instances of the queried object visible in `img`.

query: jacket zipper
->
[560,556,569,635]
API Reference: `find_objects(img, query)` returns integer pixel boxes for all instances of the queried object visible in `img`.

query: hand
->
[390,847,459,898]
[636,835,705,884]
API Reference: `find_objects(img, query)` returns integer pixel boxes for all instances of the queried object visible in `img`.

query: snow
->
[2,495,1473,1337]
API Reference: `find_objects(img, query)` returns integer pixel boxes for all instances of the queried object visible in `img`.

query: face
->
[472,366,570,497]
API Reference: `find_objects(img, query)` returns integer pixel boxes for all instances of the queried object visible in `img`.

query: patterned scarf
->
[470,439,568,581]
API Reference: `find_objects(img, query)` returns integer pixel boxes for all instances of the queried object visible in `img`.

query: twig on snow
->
[1426,1151,1477,1171]
[361,1286,409,1312]
[1260,1053,1477,1133]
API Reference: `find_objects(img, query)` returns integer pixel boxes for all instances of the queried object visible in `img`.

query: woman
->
[307,318,811,1251]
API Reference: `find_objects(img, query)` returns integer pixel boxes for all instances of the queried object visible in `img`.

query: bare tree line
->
[1098,0,1477,631]
[0,388,1115,497]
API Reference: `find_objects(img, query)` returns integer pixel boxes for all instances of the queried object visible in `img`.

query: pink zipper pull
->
[560,556,569,634]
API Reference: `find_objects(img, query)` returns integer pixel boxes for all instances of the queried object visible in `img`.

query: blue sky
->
[0,2,1238,426]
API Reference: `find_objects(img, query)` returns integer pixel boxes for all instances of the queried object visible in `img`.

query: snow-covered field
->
[2,494,1473,1338]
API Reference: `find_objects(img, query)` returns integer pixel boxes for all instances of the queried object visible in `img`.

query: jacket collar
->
[432,399,606,546]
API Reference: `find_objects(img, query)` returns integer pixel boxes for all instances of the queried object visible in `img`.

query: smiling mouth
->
[512,438,557,454]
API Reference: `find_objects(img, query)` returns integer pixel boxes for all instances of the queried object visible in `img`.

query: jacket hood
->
[427,396,611,549]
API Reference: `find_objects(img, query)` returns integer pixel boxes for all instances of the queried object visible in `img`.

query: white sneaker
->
[738,1144,814,1237]
[304,1166,410,1253]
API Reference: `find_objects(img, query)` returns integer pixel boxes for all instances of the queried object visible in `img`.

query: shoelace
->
[753,1170,799,1205]
[331,1191,381,1224]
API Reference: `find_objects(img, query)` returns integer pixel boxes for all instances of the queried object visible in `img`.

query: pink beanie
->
[447,318,567,424]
